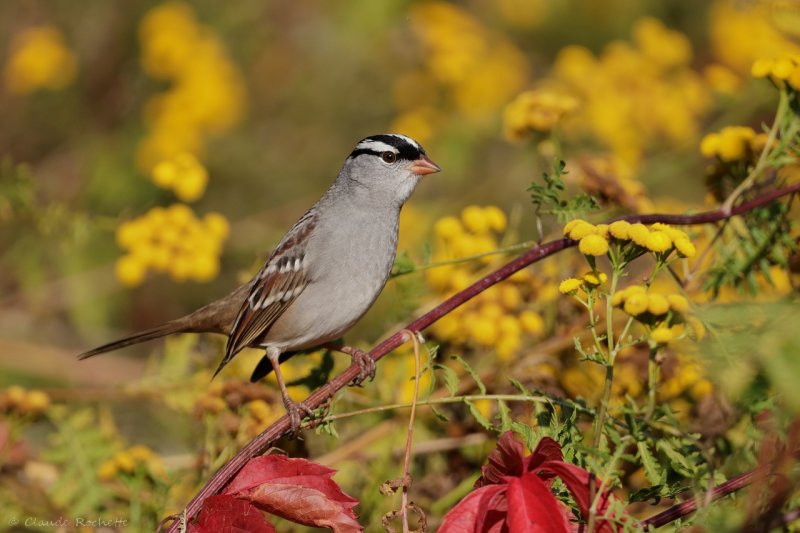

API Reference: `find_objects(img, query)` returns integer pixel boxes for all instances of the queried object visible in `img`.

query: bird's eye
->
[381,151,397,164]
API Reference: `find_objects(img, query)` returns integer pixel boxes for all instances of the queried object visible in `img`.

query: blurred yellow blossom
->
[546,18,711,169]
[136,1,246,173]
[115,204,228,286]
[152,152,210,202]
[700,125,767,162]
[709,0,800,75]
[503,88,579,139]
[751,55,800,89]
[409,2,528,121]
[3,26,77,94]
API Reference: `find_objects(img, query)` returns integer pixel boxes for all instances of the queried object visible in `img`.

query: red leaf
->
[246,482,362,532]
[535,461,621,533]
[224,455,362,532]
[477,432,565,488]
[507,474,571,533]
[225,455,338,494]
[188,494,275,533]
[476,431,526,487]
[439,484,507,533]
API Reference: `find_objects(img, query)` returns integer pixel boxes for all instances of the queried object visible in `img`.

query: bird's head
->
[341,134,440,207]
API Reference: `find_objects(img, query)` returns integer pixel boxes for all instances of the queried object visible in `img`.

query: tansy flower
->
[608,220,631,240]
[582,271,608,286]
[628,223,650,247]
[667,294,689,313]
[623,293,649,316]
[578,234,609,256]
[567,221,598,241]
[644,230,672,253]
[646,293,670,315]
[649,326,675,344]
[674,238,696,258]
[559,278,582,295]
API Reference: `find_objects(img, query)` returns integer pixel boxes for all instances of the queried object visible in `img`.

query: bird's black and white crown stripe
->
[349,134,425,161]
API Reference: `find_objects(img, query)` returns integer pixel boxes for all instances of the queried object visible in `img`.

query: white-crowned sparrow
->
[80,134,440,429]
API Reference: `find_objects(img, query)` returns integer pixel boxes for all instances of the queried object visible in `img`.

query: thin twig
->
[165,181,800,532]
[641,465,766,528]
[400,330,422,533]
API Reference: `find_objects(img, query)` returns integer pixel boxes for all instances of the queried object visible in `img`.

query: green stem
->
[646,345,660,421]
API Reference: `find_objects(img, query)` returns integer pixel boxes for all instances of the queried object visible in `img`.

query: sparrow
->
[79,134,441,430]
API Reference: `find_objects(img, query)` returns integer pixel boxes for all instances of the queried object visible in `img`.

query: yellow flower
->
[153,152,209,202]
[647,293,670,315]
[520,310,544,335]
[582,271,607,286]
[578,234,609,256]
[496,333,521,361]
[20,390,51,415]
[559,278,582,295]
[116,255,147,287]
[644,231,672,253]
[667,294,689,314]
[434,216,463,241]
[628,223,650,247]
[471,317,499,345]
[650,325,675,344]
[674,238,696,258]
[503,88,579,138]
[461,205,489,234]
[3,26,77,94]
[623,293,649,316]
[699,133,720,158]
[608,220,632,240]
[567,221,597,240]
[484,206,508,232]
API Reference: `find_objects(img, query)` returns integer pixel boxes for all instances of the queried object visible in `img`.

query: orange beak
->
[410,155,441,176]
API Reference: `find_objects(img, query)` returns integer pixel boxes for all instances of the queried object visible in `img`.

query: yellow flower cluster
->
[152,152,209,203]
[564,219,697,259]
[751,55,800,90]
[426,206,546,361]
[97,445,165,481]
[558,271,608,295]
[709,0,800,75]
[611,285,703,345]
[503,88,579,140]
[115,204,229,286]
[700,126,770,162]
[405,1,528,126]
[3,26,77,94]
[136,1,246,179]
[548,17,710,168]
[0,386,50,416]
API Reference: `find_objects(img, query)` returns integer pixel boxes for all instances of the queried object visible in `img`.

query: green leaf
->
[497,400,512,432]
[450,355,486,394]
[637,441,663,485]
[434,363,459,397]
[465,399,493,430]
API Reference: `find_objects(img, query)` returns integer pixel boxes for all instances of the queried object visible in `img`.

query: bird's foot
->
[283,399,315,436]
[341,346,376,386]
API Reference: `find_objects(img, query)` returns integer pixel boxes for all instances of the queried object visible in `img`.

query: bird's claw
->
[348,348,376,386]
[284,399,315,436]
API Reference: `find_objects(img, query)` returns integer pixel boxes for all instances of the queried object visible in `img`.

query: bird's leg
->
[322,343,376,386]
[267,348,314,434]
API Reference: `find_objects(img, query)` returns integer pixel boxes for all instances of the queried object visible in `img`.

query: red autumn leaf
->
[535,460,618,533]
[506,474,571,533]
[476,432,563,488]
[438,484,506,532]
[224,454,362,533]
[441,431,629,533]
[188,494,276,533]
[225,455,339,494]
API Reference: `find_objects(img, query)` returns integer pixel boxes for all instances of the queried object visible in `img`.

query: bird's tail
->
[77,321,190,360]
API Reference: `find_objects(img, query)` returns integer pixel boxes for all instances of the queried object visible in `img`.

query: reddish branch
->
[164,181,800,532]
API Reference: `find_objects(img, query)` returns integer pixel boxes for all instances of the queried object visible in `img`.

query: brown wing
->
[212,209,317,377]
